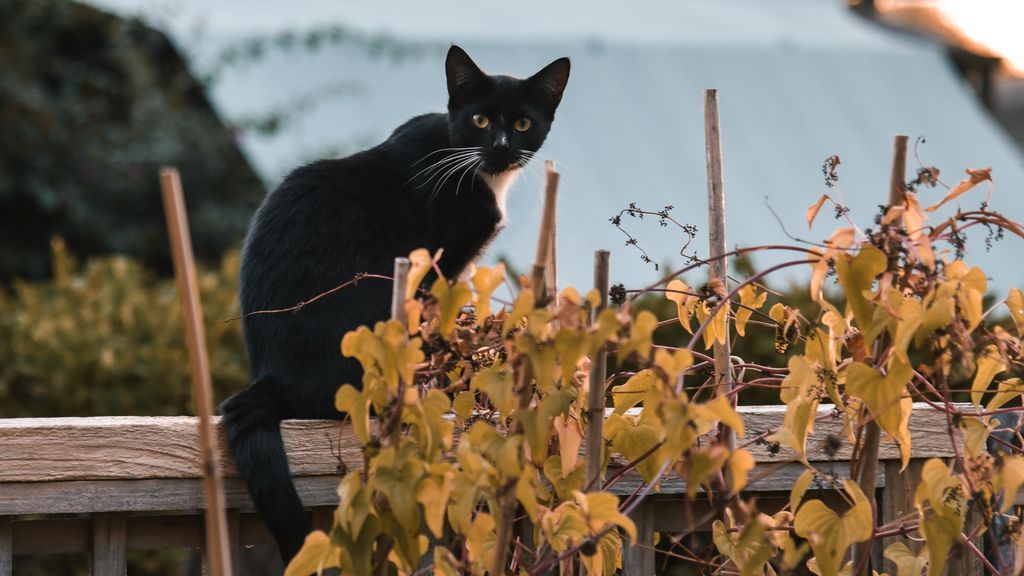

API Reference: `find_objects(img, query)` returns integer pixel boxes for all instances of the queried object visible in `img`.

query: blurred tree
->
[0,0,265,280]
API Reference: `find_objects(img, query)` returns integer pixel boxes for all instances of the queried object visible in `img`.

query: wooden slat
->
[0,517,11,576]
[92,512,127,576]
[0,404,959,484]
[622,499,656,575]
[0,476,340,516]
[0,417,355,482]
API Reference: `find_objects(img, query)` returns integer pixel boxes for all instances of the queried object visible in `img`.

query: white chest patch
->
[481,169,520,225]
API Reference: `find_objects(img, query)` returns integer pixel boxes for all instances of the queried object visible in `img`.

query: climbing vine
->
[287,162,1024,576]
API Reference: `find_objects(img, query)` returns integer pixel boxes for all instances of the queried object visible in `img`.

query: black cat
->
[220,45,570,563]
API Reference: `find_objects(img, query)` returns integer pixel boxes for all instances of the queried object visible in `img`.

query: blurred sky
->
[86,0,1024,295]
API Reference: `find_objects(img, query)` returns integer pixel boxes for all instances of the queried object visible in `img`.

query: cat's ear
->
[526,57,571,109]
[446,45,487,104]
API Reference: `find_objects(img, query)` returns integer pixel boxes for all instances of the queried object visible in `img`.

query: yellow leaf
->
[729,448,756,493]
[406,248,434,299]
[335,384,371,445]
[452,390,474,425]
[960,416,991,458]
[604,413,662,484]
[616,310,659,363]
[735,284,768,336]
[680,445,729,498]
[884,542,928,576]
[653,347,694,383]
[702,395,745,438]
[554,415,583,478]
[891,296,924,366]
[903,192,934,268]
[611,370,657,415]
[465,512,496,571]
[846,359,913,469]
[914,459,965,576]
[416,476,451,538]
[1000,456,1024,512]
[806,194,831,228]
[970,345,1007,407]
[835,245,887,331]
[543,456,586,500]
[473,363,514,417]
[768,356,823,457]
[284,530,340,576]
[554,328,591,386]
[924,167,992,212]
[793,480,873,576]
[576,491,637,542]
[1007,288,1024,335]
[516,467,543,522]
[665,279,695,333]
[790,469,815,512]
[502,289,535,337]
[404,298,423,334]
[471,263,506,325]
[431,278,472,340]
[988,377,1024,411]
[946,261,986,331]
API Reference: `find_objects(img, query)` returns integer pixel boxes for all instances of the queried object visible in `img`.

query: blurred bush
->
[0,0,265,281]
[0,239,248,417]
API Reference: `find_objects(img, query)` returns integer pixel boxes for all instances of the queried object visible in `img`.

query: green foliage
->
[0,239,247,417]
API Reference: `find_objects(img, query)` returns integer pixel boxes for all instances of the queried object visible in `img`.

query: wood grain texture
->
[0,403,958,484]
[92,512,126,576]
[622,499,656,575]
[0,517,11,576]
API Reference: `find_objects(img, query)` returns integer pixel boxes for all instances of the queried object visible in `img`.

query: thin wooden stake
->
[391,257,411,324]
[159,167,232,576]
[545,178,558,300]
[853,134,907,575]
[585,250,610,491]
[531,161,560,303]
[704,90,735,448]
[493,160,560,576]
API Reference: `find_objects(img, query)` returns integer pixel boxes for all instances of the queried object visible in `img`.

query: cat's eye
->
[472,114,490,129]
[513,118,532,132]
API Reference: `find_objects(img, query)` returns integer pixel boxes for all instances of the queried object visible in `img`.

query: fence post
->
[622,500,656,575]
[0,516,11,576]
[91,513,126,575]
[159,168,232,576]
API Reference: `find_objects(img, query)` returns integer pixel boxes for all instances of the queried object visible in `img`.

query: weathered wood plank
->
[0,404,960,483]
[0,476,341,516]
[92,512,127,576]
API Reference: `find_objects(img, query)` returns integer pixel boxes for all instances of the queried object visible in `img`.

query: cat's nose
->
[492,131,510,151]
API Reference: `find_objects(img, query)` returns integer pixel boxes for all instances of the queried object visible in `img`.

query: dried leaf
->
[806,194,831,228]
[924,167,992,212]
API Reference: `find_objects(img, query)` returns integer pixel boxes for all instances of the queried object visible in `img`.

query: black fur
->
[220,45,569,563]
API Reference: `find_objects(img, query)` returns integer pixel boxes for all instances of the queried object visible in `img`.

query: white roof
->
[90,0,1024,293]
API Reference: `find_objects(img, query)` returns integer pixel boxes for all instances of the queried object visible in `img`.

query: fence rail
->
[0,402,987,575]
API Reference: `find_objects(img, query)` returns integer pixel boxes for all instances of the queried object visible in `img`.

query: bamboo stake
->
[545,171,558,300]
[853,134,907,575]
[585,251,610,491]
[492,160,560,576]
[159,168,232,576]
[704,90,735,448]
[391,257,411,325]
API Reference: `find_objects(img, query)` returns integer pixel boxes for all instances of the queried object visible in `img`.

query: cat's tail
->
[221,378,310,563]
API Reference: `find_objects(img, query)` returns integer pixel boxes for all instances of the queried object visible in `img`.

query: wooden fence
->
[0,403,988,575]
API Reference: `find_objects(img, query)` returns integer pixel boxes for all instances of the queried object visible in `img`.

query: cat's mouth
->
[482,151,533,175]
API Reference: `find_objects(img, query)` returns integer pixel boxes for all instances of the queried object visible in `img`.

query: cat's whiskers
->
[454,158,484,198]
[407,150,482,187]
[409,146,482,167]
[430,155,482,202]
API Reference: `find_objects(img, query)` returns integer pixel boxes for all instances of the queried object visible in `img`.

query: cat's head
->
[445,45,570,175]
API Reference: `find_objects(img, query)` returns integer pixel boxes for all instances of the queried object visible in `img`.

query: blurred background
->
[2,0,1023,573]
